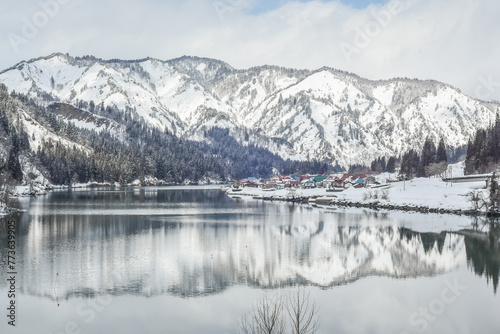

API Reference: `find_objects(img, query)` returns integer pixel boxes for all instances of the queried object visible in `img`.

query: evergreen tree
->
[369,157,387,172]
[7,134,22,182]
[464,120,500,175]
[436,137,447,164]
[464,138,475,175]
[386,157,396,173]
[489,173,500,213]
[419,137,437,177]
[399,150,419,180]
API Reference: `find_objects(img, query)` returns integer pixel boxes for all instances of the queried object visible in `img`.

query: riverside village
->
[227,161,497,216]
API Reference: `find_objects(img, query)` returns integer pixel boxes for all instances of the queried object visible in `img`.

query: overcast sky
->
[1,0,499,101]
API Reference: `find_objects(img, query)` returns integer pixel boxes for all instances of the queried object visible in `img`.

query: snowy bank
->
[226,176,489,215]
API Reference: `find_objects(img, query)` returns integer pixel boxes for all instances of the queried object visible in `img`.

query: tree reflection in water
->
[462,218,500,294]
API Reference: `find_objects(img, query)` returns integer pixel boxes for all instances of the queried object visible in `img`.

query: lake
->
[1,186,499,333]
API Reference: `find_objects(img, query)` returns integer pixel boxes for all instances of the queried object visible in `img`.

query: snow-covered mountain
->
[1,53,498,167]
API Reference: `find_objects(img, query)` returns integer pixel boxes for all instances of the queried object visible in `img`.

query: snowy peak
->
[0,53,498,167]
[167,55,234,85]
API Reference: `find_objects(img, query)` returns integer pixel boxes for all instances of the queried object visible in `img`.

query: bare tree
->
[380,188,390,201]
[238,293,285,334]
[286,289,320,334]
[468,190,488,213]
[425,162,447,178]
[286,187,298,200]
[238,289,320,334]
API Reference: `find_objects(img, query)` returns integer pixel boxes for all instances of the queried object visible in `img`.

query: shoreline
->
[226,176,497,217]
[227,190,489,216]
[6,179,497,217]
[314,197,484,216]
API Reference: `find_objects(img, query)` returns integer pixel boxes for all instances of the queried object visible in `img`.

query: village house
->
[365,176,380,187]
[240,177,259,188]
[284,179,301,188]
[312,175,327,186]
[353,177,365,188]
[301,179,316,188]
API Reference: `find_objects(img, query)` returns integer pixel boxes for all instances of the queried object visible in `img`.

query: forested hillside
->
[465,115,500,175]
[0,84,327,195]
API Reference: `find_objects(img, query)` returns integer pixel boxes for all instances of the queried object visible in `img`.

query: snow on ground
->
[227,174,488,212]
[338,177,485,211]
[19,106,90,154]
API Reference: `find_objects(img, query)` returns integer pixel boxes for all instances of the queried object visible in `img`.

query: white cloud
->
[1,0,499,101]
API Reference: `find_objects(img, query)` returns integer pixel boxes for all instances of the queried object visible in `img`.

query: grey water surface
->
[1,186,499,334]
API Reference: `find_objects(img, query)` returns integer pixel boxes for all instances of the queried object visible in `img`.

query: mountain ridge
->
[1,53,498,167]
[0,52,486,101]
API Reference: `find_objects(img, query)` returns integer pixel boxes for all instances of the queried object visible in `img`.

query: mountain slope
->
[0,84,229,188]
[1,84,322,190]
[1,53,498,167]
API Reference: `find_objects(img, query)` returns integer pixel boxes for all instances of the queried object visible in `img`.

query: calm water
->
[0,186,499,333]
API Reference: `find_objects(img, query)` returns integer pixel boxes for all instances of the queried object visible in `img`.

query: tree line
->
[365,136,449,180]
[465,115,500,175]
[399,137,448,179]
[198,127,328,179]
[0,85,329,189]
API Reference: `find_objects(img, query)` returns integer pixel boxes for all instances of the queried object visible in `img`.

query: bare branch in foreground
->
[286,288,320,334]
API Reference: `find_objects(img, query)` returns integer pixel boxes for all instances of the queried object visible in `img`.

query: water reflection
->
[461,220,500,294]
[0,187,498,300]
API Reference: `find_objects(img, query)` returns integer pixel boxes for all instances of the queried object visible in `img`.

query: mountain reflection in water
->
[0,187,498,300]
